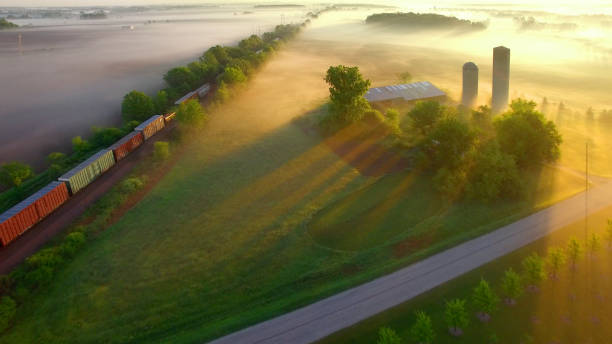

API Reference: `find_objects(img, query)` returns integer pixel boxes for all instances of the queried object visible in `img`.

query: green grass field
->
[318,206,612,344]
[0,42,589,343]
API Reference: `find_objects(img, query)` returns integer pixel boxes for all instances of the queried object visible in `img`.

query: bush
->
[433,167,467,201]
[376,327,401,344]
[214,81,231,104]
[0,162,34,188]
[71,136,91,154]
[121,91,155,123]
[154,142,170,161]
[466,142,523,202]
[0,296,16,332]
[120,177,145,194]
[59,232,86,259]
[176,99,207,126]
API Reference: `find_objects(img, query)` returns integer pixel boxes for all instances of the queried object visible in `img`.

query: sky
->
[2,0,611,8]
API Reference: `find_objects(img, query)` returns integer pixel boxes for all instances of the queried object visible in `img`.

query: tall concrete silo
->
[492,46,510,113]
[462,62,478,108]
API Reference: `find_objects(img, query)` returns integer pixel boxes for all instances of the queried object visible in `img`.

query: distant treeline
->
[0,18,18,29]
[365,12,487,31]
[254,4,304,8]
[79,11,107,20]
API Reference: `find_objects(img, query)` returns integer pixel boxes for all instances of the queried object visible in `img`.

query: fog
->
[2,1,612,173]
[0,5,310,168]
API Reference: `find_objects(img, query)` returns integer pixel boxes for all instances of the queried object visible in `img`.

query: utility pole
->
[18,33,23,55]
[585,141,588,243]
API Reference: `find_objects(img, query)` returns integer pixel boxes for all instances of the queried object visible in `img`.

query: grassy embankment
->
[318,205,612,344]
[0,41,587,343]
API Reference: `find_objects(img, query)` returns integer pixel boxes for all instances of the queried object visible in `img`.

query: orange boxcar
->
[0,181,70,246]
[110,131,145,162]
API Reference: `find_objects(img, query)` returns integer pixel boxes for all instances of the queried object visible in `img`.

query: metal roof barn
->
[59,149,116,195]
[364,81,446,103]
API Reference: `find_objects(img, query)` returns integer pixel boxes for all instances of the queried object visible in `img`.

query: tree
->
[501,268,523,304]
[444,298,469,336]
[566,237,583,269]
[587,233,601,258]
[121,91,155,123]
[471,278,499,321]
[90,127,124,148]
[164,67,196,93]
[46,152,66,166]
[214,81,231,104]
[433,167,467,201]
[71,136,90,154]
[324,65,371,123]
[218,66,247,84]
[471,105,492,130]
[154,142,170,161]
[546,247,567,279]
[0,162,34,188]
[176,99,207,126]
[376,327,401,344]
[466,142,523,202]
[0,296,16,332]
[422,117,475,169]
[522,253,545,289]
[239,34,265,52]
[410,311,435,344]
[408,100,445,134]
[494,99,562,167]
[154,90,169,114]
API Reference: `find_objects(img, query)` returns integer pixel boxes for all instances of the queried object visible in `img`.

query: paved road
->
[0,123,176,275]
[210,180,612,344]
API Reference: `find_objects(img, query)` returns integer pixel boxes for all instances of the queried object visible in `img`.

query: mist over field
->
[0,5,309,168]
[1,1,611,172]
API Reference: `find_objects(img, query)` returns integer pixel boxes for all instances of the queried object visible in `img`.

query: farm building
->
[364,81,446,107]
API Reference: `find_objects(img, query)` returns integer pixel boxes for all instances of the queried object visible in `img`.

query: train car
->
[174,90,197,106]
[110,131,144,162]
[59,149,116,195]
[134,115,165,140]
[0,181,69,246]
[163,112,176,124]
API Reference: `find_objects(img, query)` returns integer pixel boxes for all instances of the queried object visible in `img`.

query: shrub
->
[120,177,145,194]
[522,253,545,287]
[471,278,499,319]
[71,136,91,154]
[0,296,16,332]
[0,162,34,188]
[466,142,523,202]
[501,268,523,303]
[410,311,435,344]
[59,232,86,259]
[444,299,469,336]
[376,327,401,344]
[214,81,231,104]
[176,99,207,126]
[433,167,467,201]
[154,142,170,161]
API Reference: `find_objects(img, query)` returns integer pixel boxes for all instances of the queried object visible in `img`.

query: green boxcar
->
[58,149,116,194]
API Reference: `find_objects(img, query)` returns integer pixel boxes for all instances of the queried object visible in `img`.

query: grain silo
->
[492,46,510,113]
[461,62,478,108]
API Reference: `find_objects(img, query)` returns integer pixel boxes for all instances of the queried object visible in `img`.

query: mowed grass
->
[309,165,586,252]
[0,41,588,343]
[318,206,612,344]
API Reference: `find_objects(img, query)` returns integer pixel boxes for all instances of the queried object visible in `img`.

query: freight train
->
[0,113,175,247]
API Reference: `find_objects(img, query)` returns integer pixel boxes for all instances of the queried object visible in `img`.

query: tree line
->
[375,222,612,344]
